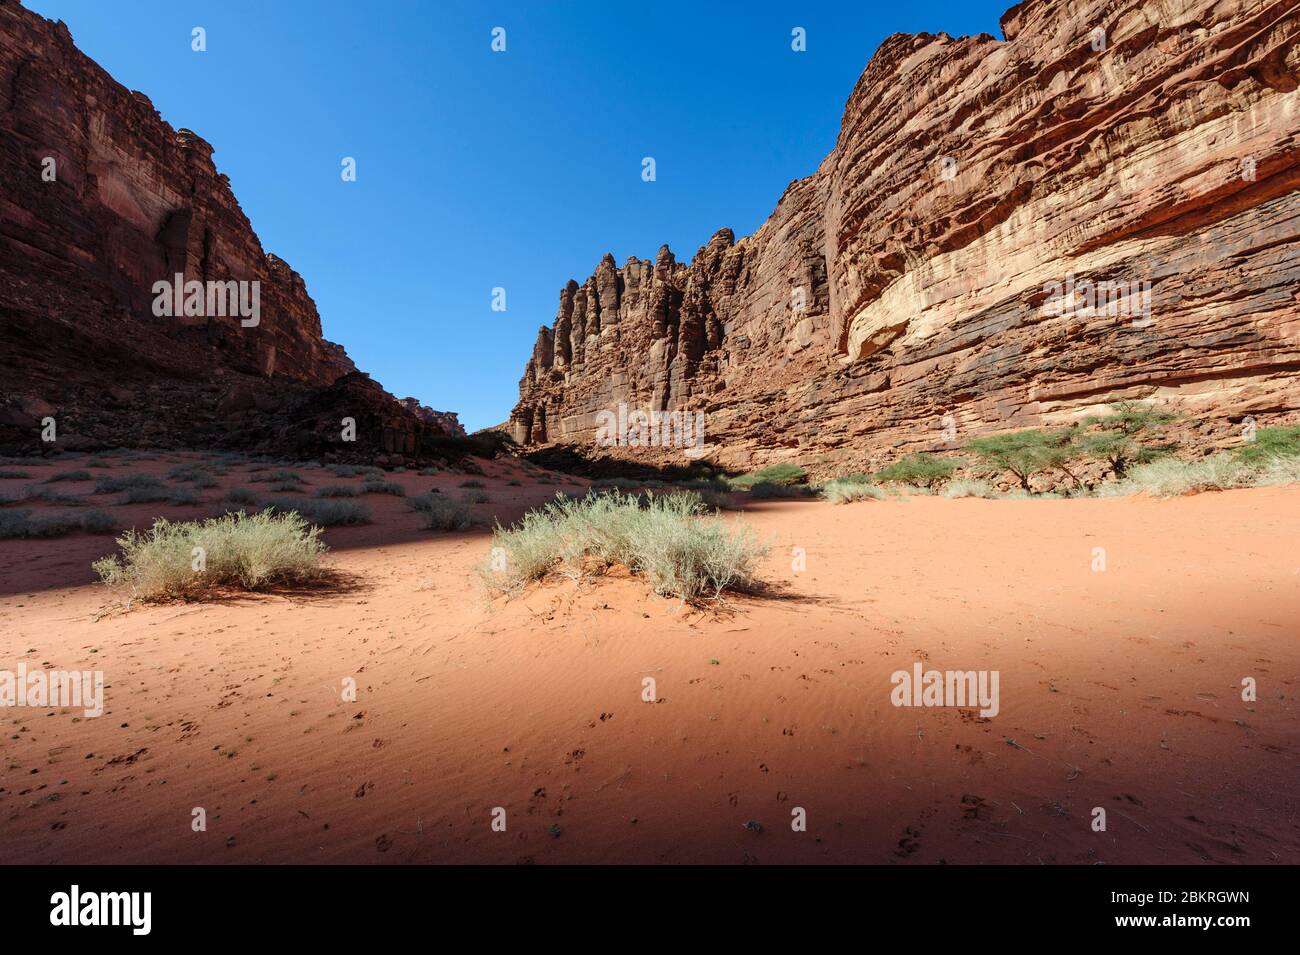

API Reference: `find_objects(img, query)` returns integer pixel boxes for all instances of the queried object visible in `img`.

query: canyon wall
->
[0,0,453,459]
[512,0,1300,476]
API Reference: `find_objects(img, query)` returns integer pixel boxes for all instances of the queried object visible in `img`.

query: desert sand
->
[1,451,1296,864]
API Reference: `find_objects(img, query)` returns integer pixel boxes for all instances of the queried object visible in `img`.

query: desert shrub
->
[0,469,31,479]
[361,480,406,496]
[262,496,371,526]
[224,487,259,505]
[941,479,998,499]
[267,480,303,492]
[464,490,490,504]
[695,488,735,511]
[748,481,813,499]
[249,470,304,485]
[316,484,362,498]
[965,429,1076,491]
[92,510,326,600]
[95,473,164,494]
[1095,454,1258,497]
[507,480,522,487]
[329,464,383,479]
[1255,455,1300,486]
[459,479,486,489]
[120,486,200,505]
[873,453,959,489]
[168,464,222,487]
[0,508,115,538]
[167,463,210,481]
[822,480,889,504]
[22,485,83,505]
[79,509,118,533]
[727,464,807,491]
[407,492,474,531]
[483,491,766,602]
[418,467,440,476]
[1082,400,1177,437]
[1235,424,1300,465]
[1076,402,1178,477]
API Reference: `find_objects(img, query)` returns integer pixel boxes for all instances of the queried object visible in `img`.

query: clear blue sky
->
[27,0,1006,431]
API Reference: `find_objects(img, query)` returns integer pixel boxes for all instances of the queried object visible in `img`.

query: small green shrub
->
[249,470,304,485]
[1236,425,1300,465]
[1096,454,1258,497]
[727,464,807,491]
[822,480,888,504]
[316,484,362,498]
[262,496,371,526]
[23,485,83,505]
[95,474,164,494]
[121,486,200,505]
[93,510,326,600]
[483,491,767,602]
[965,429,1074,491]
[0,508,115,538]
[361,480,406,496]
[941,479,997,499]
[464,490,490,504]
[459,479,486,489]
[329,464,383,479]
[873,453,959,489]
[407,492,474,531]
[167,463,213,482]
[0,469,31,479]
[748,481,813,499]
[80,509,119,533]
[224,487,259,505]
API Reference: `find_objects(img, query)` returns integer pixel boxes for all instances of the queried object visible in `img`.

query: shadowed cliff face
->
[512,0,1300,476]
[0,0,456,458]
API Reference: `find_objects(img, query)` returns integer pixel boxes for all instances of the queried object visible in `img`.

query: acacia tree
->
[965,429,1073,492]
[873,453,960,490]
[1078,401,1177,476]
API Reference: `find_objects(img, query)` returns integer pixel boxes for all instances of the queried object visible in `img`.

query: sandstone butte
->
[0,0,462,460]
[510,0,1300,478]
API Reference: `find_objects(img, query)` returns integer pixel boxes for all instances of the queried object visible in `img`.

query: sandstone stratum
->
[511,0,1300,477]
[0,0,458,460]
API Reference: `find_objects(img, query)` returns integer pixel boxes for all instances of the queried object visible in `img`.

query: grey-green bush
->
[483,491,766,602]
[316,484,362,498]
[407,492,474,531]
[361,480,406,496]
[95,474,164,494]
[262,497,370,526]
[0,508,116,538]
[93,510,326,600]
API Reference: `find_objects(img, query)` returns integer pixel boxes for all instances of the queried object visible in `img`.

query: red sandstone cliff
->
[0,0,456,458]
[512,0,1300,475]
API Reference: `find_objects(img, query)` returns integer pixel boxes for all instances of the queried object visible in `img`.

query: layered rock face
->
[0,0,455,458]
[512,0,1300,475]
[398,399,466,438]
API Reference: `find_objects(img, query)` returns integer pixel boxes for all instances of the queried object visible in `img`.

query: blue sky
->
[27,1,1007,431]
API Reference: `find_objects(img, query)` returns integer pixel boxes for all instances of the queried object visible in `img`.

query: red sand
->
[1,452,1296,863]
